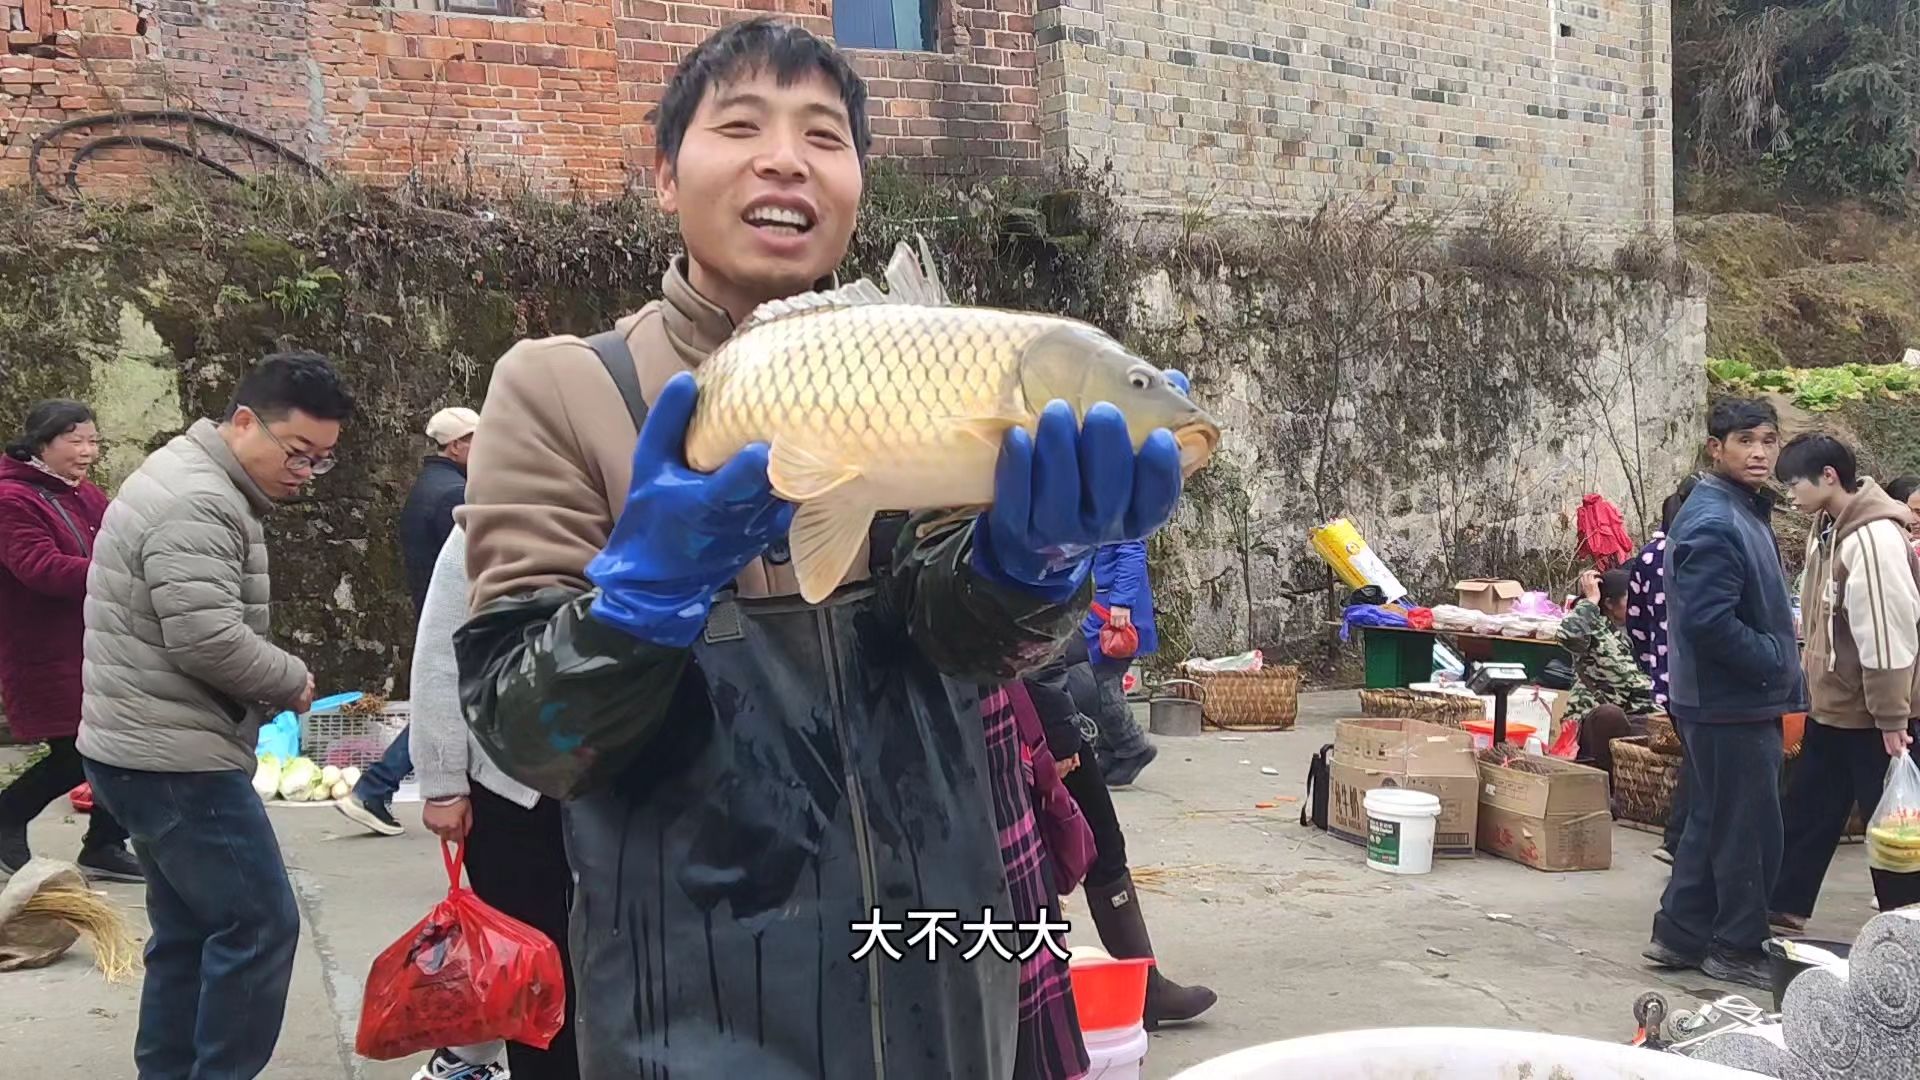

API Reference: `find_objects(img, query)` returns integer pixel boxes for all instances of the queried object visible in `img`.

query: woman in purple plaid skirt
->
[982,684,1090,1080]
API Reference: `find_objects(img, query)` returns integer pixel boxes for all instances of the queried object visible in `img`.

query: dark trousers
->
[82,760,300,1080]
[1574,705,1637,786]
[0,735,129,849]
[355,723,413,804]
[466,785,578,1079]
[1088,659,1149,757]
[1059,735,1129,889]
[1772,720,1915,919]
[1653,718,1784,958]
[1663,767,1691,853]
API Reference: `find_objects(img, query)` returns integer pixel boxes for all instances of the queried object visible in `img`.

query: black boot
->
[0,822,28,877]
[77,841,144,884]
[1083,871,1217,1030]
[1099,743,1158,788]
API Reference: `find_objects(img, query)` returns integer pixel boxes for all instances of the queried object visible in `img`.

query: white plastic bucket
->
[1083,1024,1148,1079]
[1170,1027,1764,1079]
[1364,788,1441,875]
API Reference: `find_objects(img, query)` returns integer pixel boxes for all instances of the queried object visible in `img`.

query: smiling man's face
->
[656,64,863,323]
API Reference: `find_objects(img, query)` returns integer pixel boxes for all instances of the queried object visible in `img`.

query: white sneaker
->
[412,1048,509,1080]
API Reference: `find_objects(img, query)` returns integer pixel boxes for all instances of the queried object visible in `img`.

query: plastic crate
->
[300,702,408,770]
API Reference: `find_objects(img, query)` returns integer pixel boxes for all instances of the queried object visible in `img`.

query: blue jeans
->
[1652,718,1784,958]
[355,722,412,804]
[81,760,300,1080]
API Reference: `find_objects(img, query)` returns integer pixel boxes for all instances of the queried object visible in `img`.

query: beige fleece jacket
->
[1799,478,1920,732]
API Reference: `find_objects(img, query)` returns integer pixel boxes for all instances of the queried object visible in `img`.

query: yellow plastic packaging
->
[1310,518,1408,602]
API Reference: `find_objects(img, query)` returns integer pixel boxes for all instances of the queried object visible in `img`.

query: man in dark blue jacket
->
[1646,397,1806,989]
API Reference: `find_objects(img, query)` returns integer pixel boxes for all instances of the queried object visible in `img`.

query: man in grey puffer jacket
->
[79,351,354,1080]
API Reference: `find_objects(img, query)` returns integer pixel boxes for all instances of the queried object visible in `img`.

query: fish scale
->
[688,304,1051,475]
[680,236,1221,604]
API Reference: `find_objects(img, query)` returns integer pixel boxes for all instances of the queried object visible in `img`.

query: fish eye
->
[1128,370,1153,391]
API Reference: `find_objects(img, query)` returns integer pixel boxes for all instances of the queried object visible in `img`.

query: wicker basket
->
[1358,687,1484,728]
[1644,713,1682,756]
[1612,735,1681,828]
[1192,666,1301,731]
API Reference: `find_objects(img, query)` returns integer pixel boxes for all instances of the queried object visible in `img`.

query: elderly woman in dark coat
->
[0,400,142,881]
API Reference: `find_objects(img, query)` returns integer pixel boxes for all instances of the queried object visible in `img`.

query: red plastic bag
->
[67,783,92,813]
[355,842,566,1060]
[1090,602,1140,659]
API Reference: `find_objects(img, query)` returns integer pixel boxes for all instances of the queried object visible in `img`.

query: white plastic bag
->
[1866,752,1920,874]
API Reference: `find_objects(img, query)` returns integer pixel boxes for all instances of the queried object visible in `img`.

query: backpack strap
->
[584,328,648,434]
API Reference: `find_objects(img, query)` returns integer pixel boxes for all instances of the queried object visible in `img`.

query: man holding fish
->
[453,17,1219,1080]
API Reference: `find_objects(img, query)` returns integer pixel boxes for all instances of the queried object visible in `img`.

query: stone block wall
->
[1139,269,1707,663]
[1035,0,1674,247]
[0,0,1040,192]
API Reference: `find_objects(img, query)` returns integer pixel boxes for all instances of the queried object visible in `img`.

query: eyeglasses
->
[248,410,337,476]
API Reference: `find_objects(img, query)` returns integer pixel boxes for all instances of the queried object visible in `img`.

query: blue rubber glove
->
[586,372,793,648]
[1164,368,1191,397]
[970,400,1184,602]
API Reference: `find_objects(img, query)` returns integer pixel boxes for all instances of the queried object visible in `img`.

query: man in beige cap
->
[337,404,477,837]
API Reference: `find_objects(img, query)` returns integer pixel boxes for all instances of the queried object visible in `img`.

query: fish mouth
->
[1174,423,1220,477]
[742,194,818,237]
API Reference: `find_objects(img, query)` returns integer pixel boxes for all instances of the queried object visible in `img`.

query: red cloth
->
[0,456,109,741]
[1405,607,1435,630]
[1576,493,1635,571]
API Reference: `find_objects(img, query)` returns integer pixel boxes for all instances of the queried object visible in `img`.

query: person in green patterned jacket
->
[1562,567,1657,791]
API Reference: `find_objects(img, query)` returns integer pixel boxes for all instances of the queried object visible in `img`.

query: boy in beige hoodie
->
[1771,434,1920,931]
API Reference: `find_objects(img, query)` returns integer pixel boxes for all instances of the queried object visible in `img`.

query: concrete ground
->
[0,691,1880,1078]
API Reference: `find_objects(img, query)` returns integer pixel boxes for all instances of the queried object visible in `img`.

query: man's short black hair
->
[1707,397,1779,441]
[1776,432,1859,492]
[226,351,356,423]
[1888,476,1920,504]
[1600,568,1631,606]
[653,17,870,170]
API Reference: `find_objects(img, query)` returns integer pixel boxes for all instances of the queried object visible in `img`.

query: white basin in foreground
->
[1170,1027,1764,1079]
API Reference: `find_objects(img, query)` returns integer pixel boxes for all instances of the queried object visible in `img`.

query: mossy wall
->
[0,167,1707,693]
[1681,207,1920,370]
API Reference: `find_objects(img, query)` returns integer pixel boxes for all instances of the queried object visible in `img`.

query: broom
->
[20,885,143,983]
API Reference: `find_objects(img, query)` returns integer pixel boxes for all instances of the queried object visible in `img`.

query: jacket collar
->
[1829,477,1911,543]
[658,255,738,370]
[186,419,276,516]
[655,254,840,369]
[1699,471,1777,520]
[0,453,77,493]
[422,454,467,479]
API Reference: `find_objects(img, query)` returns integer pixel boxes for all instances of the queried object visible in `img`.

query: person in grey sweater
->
[409,524,578,1080]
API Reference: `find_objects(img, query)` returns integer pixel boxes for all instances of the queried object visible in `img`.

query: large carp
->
[686,237,1221,603]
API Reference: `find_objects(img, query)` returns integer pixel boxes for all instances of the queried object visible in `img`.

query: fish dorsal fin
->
[736,234,949,334]
[886,234,949,306]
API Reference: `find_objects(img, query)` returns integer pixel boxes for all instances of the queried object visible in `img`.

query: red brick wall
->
[0,0,1039,193]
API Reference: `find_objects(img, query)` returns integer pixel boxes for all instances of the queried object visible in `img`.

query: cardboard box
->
[1454,578,1525,615]
[1476,754,1613,871]
[1328,718,1481,858]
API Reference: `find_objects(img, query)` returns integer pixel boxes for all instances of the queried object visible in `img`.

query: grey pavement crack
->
[287,864,369,1080]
